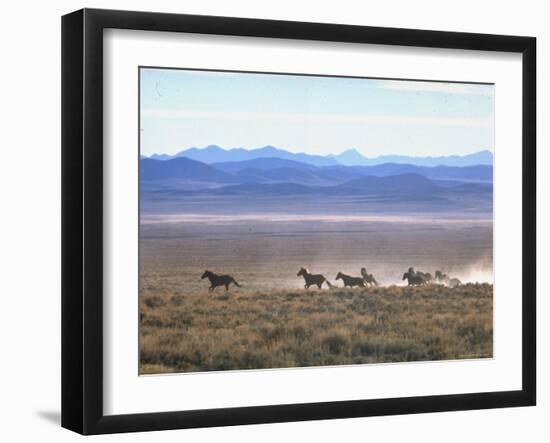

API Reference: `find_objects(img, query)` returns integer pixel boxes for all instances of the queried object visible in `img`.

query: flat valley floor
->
[139,210,493,374]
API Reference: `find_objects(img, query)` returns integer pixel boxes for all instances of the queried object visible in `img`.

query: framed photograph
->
[62,8,536,435]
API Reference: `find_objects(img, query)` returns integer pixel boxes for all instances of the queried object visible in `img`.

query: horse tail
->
[231,278,242,287]
[325,280,333,289]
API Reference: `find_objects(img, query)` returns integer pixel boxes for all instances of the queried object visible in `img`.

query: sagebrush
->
[140,283,492,374]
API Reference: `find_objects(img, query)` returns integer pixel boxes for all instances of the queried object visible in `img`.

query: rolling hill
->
[335,164,493,182]
[139,156,493,207]
[184,173,448,200]
[140,157,234,183]
[212,157,318,172]
[337,173,441,195]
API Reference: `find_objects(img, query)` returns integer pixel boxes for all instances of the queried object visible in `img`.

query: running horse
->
[402,267,426,286]
[361,268,380,287]
[336,272,366,288]
[297,267,329,289]
[201,270,242,291]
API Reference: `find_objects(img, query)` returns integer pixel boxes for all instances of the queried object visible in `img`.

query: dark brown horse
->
[336,272,366,288]
[201,270,241,291]
[402,267,426,286]
[297,267,329,289]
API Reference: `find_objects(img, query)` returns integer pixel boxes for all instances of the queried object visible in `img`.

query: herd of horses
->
[401,268,461,288]
[297,267,379,289]
[201,267,462,292]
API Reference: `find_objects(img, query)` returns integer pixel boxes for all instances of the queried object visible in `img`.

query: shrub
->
[143,295,165,309]
[322,333,348,354]
[139,284,493,373]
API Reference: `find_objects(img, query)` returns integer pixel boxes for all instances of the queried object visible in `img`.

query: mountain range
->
[144,145,493,168]
[140,155,492,200]
[149,145,339,167]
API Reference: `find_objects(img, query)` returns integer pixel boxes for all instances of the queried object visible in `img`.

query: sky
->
[139,68,494,158]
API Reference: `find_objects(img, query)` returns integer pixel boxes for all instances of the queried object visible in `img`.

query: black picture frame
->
[62,8,536,435]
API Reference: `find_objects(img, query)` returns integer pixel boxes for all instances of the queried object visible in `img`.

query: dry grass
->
[139,283,492,374]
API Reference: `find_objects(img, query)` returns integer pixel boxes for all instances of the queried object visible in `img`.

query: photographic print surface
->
[139,68,494,375]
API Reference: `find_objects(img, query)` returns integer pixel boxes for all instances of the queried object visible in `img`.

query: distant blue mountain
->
[149,153,174,161]
[140,157,493,191]
[338,163,493,182]
[140,157,235,183]
[235,167,340,187]
[330,149,493,167]
[212,157,318,173]
[140,157,493,207]
[418,165,492,182]
[151,145,340,167]
[145,145,493,167]
[211,159,492,183]
[328,149,369,165]
[445,182,493,194]
[338,173,441,195]
[190,173,446,200]
[336,163,423,176]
